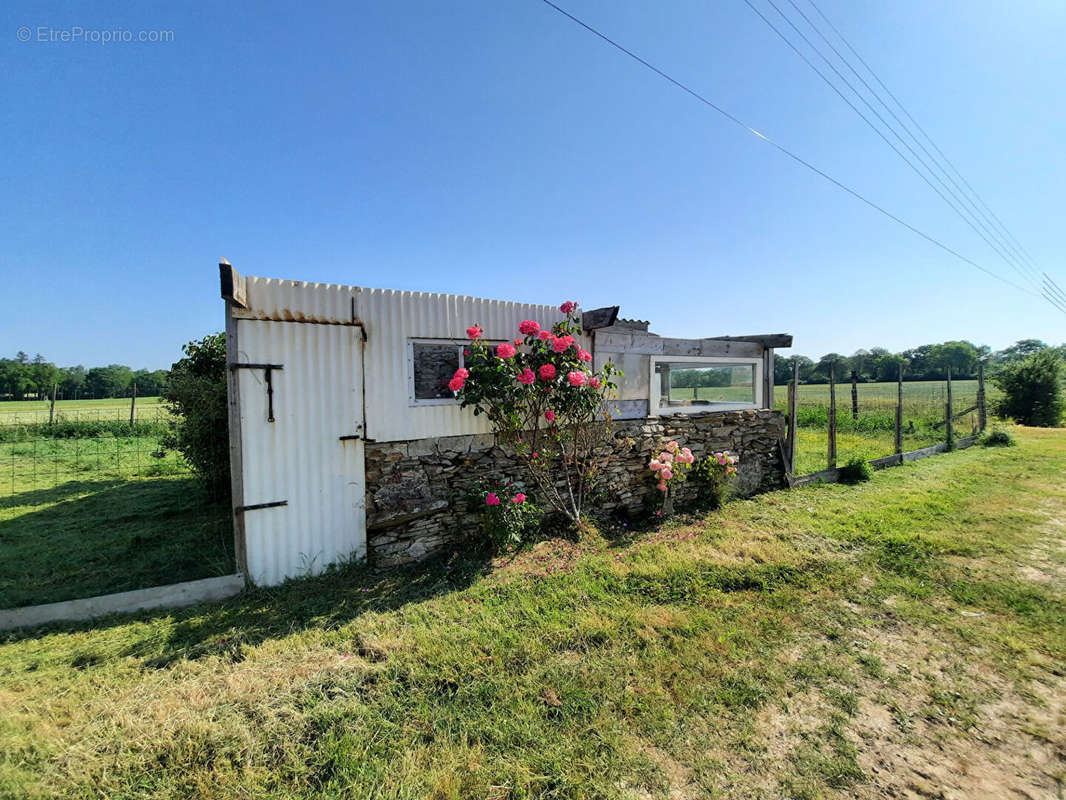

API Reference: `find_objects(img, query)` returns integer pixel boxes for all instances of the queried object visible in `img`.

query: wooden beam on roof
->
[581,306,620,330]
[708,333,793,348]
[219,260,248,309]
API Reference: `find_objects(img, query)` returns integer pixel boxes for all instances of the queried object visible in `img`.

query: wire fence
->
[0,398,186,497]
[774,374,995,476]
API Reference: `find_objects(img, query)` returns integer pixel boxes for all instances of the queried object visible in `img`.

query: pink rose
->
[517,368,535,385]
[448,376,465,392]
[667,441,679,452]
[454,368,469,380]
[467,325,482,339]
[496,342,516,359]
[567,371,587,387]
[661,468,673,480]
[514,339,523,346]
[485,493,500,506]
[538,364,556,381]
[576,349,592,362]
[681,447,692,458]
[545,410,556,422]
[511,493,526,504]
[538,330,552,341]
[518,320,540,336]
[560,301,577,313]
[649,459,662,471]
[657,482,668,492]
[589,376,601,389]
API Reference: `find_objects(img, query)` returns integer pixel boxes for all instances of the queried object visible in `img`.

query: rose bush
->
[453,301,620,527]
[648,441,696,514]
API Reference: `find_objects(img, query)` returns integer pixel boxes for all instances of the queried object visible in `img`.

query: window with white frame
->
[650,356,761,414]
[408,340,465,404]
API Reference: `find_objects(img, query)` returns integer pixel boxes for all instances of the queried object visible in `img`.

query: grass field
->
[0,397,168,424]
[1,427,1062,799]
[0,435,233,608]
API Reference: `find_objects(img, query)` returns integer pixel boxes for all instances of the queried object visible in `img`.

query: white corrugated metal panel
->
[236,319,365,585]
[234,274,588,442]
[359,288,577,441]
[234,276,355,324]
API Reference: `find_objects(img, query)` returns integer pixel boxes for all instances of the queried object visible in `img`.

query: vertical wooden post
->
[977,362,987,432]
[850,370,859,420]
[828,362,837,470]
[786,360,798,474]
[895,363,903,458]
[945,366,954,450]
[129,382,137,427]
[762,348,774,410]
[49,383,58,425]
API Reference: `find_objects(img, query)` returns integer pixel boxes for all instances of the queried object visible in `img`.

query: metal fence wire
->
[1,417,189,497]
[774,371,994,477]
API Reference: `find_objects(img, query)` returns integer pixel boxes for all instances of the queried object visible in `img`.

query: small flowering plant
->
[648,440,696,514]
[452,301,620,526]
[469,478,542,553]
[691,450,740,510]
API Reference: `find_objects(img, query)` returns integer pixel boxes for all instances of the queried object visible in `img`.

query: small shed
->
[220,264,791,584]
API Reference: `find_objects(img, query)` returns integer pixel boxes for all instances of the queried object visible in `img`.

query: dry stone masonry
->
[365,409,786,566]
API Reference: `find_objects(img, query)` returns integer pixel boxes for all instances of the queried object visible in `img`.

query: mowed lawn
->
[1,429,1064,799]
[0,436,233,608]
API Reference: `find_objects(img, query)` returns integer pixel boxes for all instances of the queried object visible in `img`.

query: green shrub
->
[690,452,739,510]
[159,333,230,500]
[469,479,543,553]
[980,428,1015,447]
[837,456,872,485]
[992,350,1064,427]
[0,417,169,442]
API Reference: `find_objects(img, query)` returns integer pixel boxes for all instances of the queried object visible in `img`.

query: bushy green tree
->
[993,349,1064,427]
[161,333,230,500]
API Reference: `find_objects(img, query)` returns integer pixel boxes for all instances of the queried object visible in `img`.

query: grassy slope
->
[0,429,1063,799]
[0,434,232,608]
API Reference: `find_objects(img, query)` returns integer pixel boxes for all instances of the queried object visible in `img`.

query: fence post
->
[945,366,954,450]
[787,360,798,474]
[895,363,903,459]
[977,362,987,432]
[851,370,859,420]
[129,382,137,427]
[828,361,837,470]
[48,383,57,425]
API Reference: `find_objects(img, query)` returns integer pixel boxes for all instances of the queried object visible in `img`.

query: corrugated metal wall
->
[235,319,365,585]
[233,275,577,442]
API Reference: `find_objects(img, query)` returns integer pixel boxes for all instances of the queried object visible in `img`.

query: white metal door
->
[235,320,365,585]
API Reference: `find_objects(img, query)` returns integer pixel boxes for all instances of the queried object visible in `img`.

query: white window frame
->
[407,338,467,407]
[648,355,763,415]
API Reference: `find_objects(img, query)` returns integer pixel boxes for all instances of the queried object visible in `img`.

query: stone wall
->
[364,409,786,567]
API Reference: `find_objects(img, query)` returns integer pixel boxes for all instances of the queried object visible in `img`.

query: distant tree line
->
[774,339,1066,385]
[0,352,169,401]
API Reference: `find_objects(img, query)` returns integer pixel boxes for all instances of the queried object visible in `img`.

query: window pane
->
[412,343,461,400]
[655,362,755,408]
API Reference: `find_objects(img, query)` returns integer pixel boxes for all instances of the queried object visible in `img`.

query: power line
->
[783,0,1043,288]
[803,0,1048,282]
[744,0,1043,294]
[535,0,1041,298]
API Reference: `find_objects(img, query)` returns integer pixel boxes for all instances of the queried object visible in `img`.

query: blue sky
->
[2,0,1063,370]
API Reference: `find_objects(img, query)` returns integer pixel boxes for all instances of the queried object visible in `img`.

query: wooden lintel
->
[219,262,248,309]
[581,306,620,330]
[708,333,793,348]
